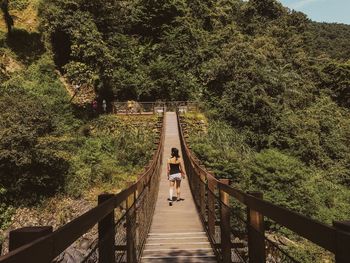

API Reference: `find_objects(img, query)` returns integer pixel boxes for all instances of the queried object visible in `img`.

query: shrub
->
[247,149,318,217]
[0,88,68,200]
[64,115,156,197]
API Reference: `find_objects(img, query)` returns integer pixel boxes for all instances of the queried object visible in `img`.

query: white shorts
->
[169,173,182,181]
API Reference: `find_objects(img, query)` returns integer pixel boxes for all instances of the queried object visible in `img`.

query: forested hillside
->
[36,0,350,104]
[1,0,350,260]
[0,0,158,249]
[35,0,350,187]
[308,22,350,61]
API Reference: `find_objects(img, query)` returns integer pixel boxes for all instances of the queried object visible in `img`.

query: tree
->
[248,149,318,217]
[249,0,285,20]
[320,61,350,107]
[129,0,185,41]
[0,88,68,199]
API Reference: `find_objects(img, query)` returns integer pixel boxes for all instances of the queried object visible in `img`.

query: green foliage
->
[186,117,251,186]
[187,113,350,263]
[65,115,157,197]
[246,0,285,21]
[273,96,350,186]
[318,60,350,107]
[0,22,158,231]
[248,149,317,216]
[3,55,82,132]
[0,187,15,231]
[10,0,30,11]
[36,0,350,105]
[130,0,186,40]
[38,0,214,101]
[5,29,45,64]
[308,22,350,61]
[0,88,68,199]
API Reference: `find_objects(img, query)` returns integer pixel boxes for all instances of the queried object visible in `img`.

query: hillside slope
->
[0,0,39,32]
[308,22,350,61]
[0,0,158,253]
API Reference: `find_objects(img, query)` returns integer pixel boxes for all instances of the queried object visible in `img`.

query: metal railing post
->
[247,192,266,263]
[220,179,231,263]
[333,221,350,263]
[98,194,115,263]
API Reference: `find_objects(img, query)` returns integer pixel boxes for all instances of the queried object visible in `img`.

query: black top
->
[169,163,180,175]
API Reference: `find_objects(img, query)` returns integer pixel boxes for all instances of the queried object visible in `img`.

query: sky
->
[278,0,350,24]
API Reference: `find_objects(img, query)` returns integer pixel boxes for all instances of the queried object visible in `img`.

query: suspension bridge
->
[0,103,349,263]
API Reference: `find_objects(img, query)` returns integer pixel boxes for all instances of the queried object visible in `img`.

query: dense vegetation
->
[36,0,350,105]
[0,0,157,237]
[1,0,350,260]
[308,22,350,61]
[184,112,349,261]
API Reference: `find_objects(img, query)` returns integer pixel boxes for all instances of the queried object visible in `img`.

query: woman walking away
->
[167,148,186,206]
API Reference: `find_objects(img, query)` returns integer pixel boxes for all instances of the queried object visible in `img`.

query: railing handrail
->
[112,101,202,114]
[177,112,350,260]
[0,116,165,263]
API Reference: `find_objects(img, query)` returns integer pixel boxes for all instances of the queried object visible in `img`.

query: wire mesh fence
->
[76,118,163,263]
[79,167,160,263]
[265,235,301,263]
[229,201,248,263]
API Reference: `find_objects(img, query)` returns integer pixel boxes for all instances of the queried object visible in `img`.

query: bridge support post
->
[333,221,350,263]
[9,226,53,252]
[220,179,231,263]
[194,168,201,207]
[207,177,216,242]
[247,192,266,263]
[199,171,206,218]
[98,194,115,263]
[126,190,137,263]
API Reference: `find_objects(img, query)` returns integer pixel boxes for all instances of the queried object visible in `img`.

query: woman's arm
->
[179,160,186,179]
[167,161,170,179]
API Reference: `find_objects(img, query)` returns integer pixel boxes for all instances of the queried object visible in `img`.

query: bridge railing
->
[113,101,200,114]
[0,116,165,263]
[177,112,350,263]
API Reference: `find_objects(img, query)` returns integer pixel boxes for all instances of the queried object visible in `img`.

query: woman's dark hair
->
[171,148,180,160]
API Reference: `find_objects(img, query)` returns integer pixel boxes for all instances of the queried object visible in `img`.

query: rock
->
[55,247,89,263]
[79,238,92,250]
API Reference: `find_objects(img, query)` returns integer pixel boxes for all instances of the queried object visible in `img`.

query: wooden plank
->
[9,227,53,252]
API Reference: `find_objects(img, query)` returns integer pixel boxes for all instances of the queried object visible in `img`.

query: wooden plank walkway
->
[141,112,216,263]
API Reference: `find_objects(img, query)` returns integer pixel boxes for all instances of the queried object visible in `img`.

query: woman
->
[167,148,186,206]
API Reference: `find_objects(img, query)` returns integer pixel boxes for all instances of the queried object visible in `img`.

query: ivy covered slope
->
[0,0,157,240]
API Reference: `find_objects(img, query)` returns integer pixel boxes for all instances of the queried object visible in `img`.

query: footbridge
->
[1,104,349,263]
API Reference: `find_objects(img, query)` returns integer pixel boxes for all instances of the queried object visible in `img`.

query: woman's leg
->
[175,180,182,200]
[169,181,175,202]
